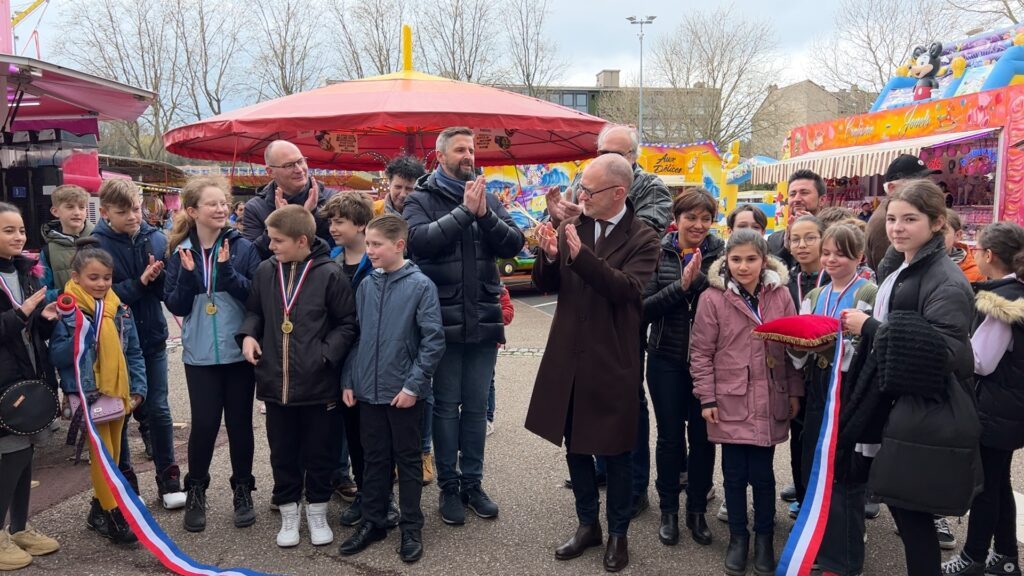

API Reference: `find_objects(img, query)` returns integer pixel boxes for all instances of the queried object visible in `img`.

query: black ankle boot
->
[724,533,749,576]
[658,513,678,545]
[753,532,775,575]
[183,480,208,533]
[685,512,712,546]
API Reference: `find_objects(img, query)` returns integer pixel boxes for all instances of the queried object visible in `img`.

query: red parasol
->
[163,27,606,170]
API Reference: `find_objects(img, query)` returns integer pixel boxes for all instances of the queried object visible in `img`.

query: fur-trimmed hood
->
[976,288,1024,326]
[707,254,790,293]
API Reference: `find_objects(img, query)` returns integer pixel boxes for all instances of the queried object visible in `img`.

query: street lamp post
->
[627,15,656,142]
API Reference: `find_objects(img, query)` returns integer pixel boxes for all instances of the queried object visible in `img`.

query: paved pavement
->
[15,291,1022,575]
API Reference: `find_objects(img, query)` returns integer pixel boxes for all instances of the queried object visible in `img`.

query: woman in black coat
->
[642,188,724,547]
[841,181,977,576]
[944,222,1024,575]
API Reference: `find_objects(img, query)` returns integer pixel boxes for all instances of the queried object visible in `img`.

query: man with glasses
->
[527,153,660,572]
[548,124,672,237]
[864,154,941,272]
[546,123,672,519]
[242,139,335,259]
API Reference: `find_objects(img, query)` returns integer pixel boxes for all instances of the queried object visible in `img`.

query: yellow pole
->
[402,24,413,72]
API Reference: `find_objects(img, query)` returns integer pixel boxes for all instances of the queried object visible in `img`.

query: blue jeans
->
[487,376,496,422]
[143,350,175,474]
[432,343,497,491]
[722,444,776,536]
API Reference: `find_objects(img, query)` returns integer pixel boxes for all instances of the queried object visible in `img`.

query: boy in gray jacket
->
[339,214,445,563]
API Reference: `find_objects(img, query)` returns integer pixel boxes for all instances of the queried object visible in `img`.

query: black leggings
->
[184,362,256,486]
[890,505,940,576]
[0,446,33,533]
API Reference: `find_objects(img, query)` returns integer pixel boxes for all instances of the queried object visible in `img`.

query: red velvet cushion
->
[753,314,842,348]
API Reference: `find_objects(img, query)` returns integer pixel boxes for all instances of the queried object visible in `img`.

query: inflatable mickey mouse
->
[910,42,943,101]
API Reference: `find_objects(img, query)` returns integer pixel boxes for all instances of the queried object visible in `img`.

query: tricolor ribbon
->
[277,260,312,318]
[776,325,846,576]
[200,242,219,298]
[57,294,276,576]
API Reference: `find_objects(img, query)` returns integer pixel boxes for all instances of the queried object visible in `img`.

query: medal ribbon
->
[200,240,221,299]
[822,275,859,318]
[277,260,313,319]
[0,274,23,307]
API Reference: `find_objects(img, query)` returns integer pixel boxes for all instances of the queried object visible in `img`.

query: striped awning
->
[751,128,999,185]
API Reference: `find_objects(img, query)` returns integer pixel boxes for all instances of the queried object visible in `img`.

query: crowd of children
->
[1,160,1024,576]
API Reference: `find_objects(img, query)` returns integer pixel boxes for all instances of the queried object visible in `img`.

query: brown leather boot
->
[603,534,629,572]
[554,523,603,560]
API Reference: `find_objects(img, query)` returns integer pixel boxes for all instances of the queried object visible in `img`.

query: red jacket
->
[691,256,804,448]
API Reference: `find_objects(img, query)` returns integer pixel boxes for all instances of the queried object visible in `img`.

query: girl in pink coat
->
[690,229,804,576]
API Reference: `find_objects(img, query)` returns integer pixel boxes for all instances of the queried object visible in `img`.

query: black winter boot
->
[724,532,749,576]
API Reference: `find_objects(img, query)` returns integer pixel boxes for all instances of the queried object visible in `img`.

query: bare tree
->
[329,0,407,80]
[812,0,965,93]
[416,0,505,83]
[249,0,328,98]
[503,0,566,95]
[56,0,184,160]
[648,5,782,145]
[944,0,1024,25]
[171,0,250,120]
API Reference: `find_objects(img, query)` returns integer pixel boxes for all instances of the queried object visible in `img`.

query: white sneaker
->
[486,421,495,436]
[162,492,187,510]
[276,502,301,547]
[716,502,729,522]
[305,502,333,546]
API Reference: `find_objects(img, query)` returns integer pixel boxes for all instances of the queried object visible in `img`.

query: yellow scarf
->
[63,280,130,403]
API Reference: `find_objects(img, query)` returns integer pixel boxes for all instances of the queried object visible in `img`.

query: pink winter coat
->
[690,255,804,447]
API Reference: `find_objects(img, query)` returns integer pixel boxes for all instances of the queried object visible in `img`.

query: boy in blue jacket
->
[339,214,445,563]
[92,180,186,510]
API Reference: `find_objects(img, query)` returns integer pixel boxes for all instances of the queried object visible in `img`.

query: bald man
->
[242,140,335,259]
[527,154,660,572]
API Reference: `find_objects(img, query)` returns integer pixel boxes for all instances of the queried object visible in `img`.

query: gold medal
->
[817,356,830,369]
[281,319,294,334]
[766,356,776,368]
[206,302,217,315]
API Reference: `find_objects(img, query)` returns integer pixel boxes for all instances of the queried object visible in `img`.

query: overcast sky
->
[548,0,838,87]
[20,0,837,89]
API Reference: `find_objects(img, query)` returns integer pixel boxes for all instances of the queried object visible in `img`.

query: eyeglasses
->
[597,149,630,158]
[790,234,821,246]
[268,157,308,171]
[577,184,620,198]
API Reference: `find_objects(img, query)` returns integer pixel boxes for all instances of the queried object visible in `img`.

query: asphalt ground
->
[15,290,1023,575]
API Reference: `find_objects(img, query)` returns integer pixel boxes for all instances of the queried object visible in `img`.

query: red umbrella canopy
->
[163,70,608,170]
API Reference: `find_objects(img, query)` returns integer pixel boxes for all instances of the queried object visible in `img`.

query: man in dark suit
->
[526,154,660,573]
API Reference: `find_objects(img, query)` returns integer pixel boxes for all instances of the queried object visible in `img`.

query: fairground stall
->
[0,54,154,249]
[751,24,1024,241]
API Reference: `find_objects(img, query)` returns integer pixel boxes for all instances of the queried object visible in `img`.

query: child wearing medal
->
[690,229,803,576]
[238,205,358,549]
[792,222,876,576]
[163,176,262,533]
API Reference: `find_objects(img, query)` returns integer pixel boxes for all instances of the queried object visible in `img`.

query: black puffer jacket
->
[865,233,976,383]
[973,278,1024,450]
[236,239,358,406]
[403,170,525,345]
[642,233,724,360]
